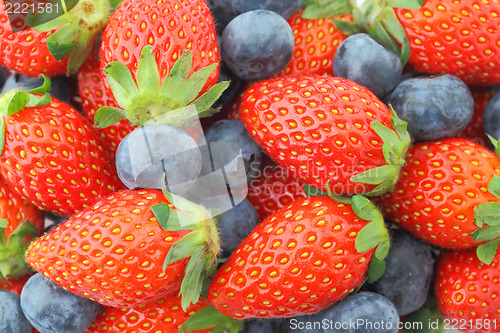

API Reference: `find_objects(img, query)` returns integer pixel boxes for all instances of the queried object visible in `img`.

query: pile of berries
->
[0,0,499,332]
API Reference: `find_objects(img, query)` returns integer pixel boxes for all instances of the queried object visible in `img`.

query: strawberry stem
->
[178,304,243,333]
[0,220,39,278]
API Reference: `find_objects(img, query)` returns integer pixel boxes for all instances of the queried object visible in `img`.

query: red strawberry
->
[0,0,110,76]
[206,195,389,319]
[246,158,307,220]
[240,75,411,197]
[0,82,123,216]
[394,0,500,85]
[277,9,349,77]
[25,188,221,308]
[377,138,500,252]
[458,87,495,148]
[435,249,500,333]
[78,57,136,154]
[85,295,213,333]
[0,274,31,296]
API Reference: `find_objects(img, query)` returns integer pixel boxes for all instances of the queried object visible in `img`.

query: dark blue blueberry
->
[385,74,474,141]
[44,212,69,233]
[333,33,403,98]
[483,90,500,140]
[20,273,101,333]
[241,318,288,333]
[115,125,202,194]
[2,73,70,104]
[206,195,260,256]
[221,10,294,80]
[375,229,434,316]
[0,290,32,333]
[320,292,399,333]
[0,67,8,90]
[213,61,243,109]
[287,311,325,332]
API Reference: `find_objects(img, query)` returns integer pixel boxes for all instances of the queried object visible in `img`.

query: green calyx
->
[151,184,221,310]
[95,45,229,129]
[178,304,243,333]
[349,106,411,196]
[0,75,52,157]
[471,175,500,265]
[27,0,111,74]
[0,219,40,279]
[302,0,425,64]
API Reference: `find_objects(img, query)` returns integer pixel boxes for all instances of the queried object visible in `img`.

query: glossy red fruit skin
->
[395,0,500,85]
[377,138,500,249]
[435,249,500,333]
[0,274,31,296]
[277,9,349,77]
[0,1,68,77]
[209,196,373,319]
[246,159,307,220]
[240,75,395,196]
[25,189,190,308]
[85,295,213,333]
[78,57,136,155]
[0,97,123,216]
[99,0,220,96]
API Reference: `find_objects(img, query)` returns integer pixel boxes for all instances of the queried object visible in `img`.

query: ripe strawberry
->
[246,159,307,220]
[78,57,136,154]
[0,274,31,296]
[0,81,123,216]
[240,75,411,196]
[435,249,500,333]
[377,138,500,252]
[394,0,500,85]
[0,0,110,76]
[458,87,495,148]
[0,177,44,279]
[277,9,349,77]
[25,189,221,308]
[85,295,213,333]
[206,195,389,319]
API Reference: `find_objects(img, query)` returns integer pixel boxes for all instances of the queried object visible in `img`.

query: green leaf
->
[179,304,243,333]
[179,247,208,309]
[324,180,352,204]
[151,203,170,231]
[331,19,363,35]
[403,296,444,333]
[351,195,380,221]
[302,0,353,19]
[0,219,7,228]
[45,23,78,60]
[356,221,387,253]
[476,239,500,265]
[367,20,402,61]
[27,75,51,94]
[94,106,127,128]
[163,232,202,269]
[303,184,328,197]
[471,225,500,242]
[192,81,230,114]
[7,91,30,115]
[26,0,76,30]
[487,134,499,156]
[27,93,51,108]
[387,0,424,8]
[159,51,194,98]
[379,8,410,64]
[137,45,160,95]
[367,257,386,283]
[104,62,139,107]
[374,238,390,260]
[350,165,396,185]
[488,176,500,199]
[474,202,500,228]
[0,117,5,158]
[109,0,125,11]
[178,64,219,107]
[7,221,39,249]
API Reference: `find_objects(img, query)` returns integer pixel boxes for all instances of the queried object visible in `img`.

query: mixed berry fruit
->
[0,0,498,332]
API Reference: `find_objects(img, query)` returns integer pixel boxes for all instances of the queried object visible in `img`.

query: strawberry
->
[0,273,31,296]
[277,9,349,77]
[0,0,110,76]
[205,195,390,320]
[0,177,44,279]
[25,188,221,309]
[240,75,411,197]
[377,138,500,255]
[78,57,136,155]
[0,78,123,216]
[458,87,495,148]
[85,295,213,333]
[246,158,307,220]
[435,248,500,333]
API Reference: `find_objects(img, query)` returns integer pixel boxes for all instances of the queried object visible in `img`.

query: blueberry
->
[115,125,202,194]
[287,312,325,332]
[320,292,399,333]
[241,318,288,333]
[44,212,69,233]
[375,229,434,316]
[213,61,243,109]
[221,10,294,80]
[2,73,70,104]
[333,33,403,98]
[385,74,474,141]
[483,90,500,140]
[0,290,32,333]
[20,273,101,333]
[205,195,260,256]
